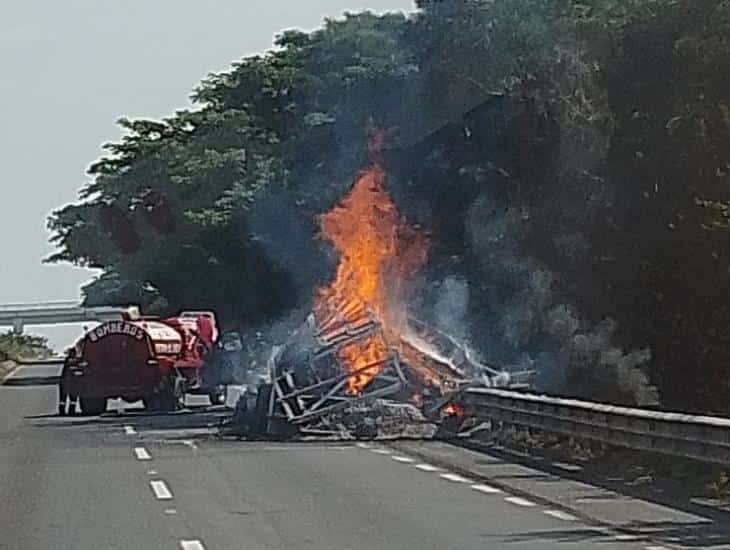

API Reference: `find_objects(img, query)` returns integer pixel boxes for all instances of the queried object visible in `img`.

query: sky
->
[0,0,416,350]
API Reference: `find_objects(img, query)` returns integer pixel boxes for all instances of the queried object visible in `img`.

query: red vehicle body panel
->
[62,312,219,402]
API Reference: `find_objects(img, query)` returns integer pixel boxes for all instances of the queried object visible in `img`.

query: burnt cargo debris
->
[224,312,525,440]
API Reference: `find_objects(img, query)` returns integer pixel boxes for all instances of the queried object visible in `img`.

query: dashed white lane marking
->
[123,425,136,435]
[371,448,392,455]
[134,447,151,460]
[391,456,415,463]
[504,496,537,508]
[471,483,502,494]
[150,480,173,500]
[645,546,669,550]
[440,473,472,483]
[551,461,582,472]
[414,463,440,472]
[164,508,177,515]
[180,541,206,550]
[544,509,577,521]
[147,470,158,476]
[355,442,371,449]
[613,534,639,542]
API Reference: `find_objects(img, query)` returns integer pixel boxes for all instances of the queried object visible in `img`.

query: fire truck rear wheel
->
[158,377,183,412]
[142,394,160,412]
[158,389,177,412]
[208,386,227,406]
[79,397,106,416]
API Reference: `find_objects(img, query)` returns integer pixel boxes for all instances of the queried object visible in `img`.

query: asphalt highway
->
[1,364,727,550]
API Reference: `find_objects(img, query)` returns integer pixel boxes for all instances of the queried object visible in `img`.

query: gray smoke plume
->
[460,186,656,405]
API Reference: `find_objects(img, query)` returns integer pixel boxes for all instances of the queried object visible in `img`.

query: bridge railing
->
[0,302,140,333]
[460,387,730,466]
[0,300,82,312]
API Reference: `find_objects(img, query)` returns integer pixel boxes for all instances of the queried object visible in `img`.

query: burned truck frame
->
[234,311,525,439]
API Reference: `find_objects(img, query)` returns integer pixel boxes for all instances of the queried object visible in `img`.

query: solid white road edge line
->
[134,447,151,460]
[150,480,173,500]
[180,540,206,550]
[440,473,472,483]
[504,496,537,507]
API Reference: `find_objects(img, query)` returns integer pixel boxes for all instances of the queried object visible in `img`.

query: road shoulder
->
[1,360,17,382]
[391,439,730,548]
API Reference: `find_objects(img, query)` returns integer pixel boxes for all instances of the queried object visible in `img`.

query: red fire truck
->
[59,310,227,415]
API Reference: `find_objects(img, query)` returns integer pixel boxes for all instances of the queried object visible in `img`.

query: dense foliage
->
[48,1,730,411]
[0,333,52,362]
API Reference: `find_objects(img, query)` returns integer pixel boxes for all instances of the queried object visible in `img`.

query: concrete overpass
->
[0,301,140,334]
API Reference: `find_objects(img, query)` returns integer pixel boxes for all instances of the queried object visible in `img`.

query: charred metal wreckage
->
[224,310,528,440]
[225,119,531,440]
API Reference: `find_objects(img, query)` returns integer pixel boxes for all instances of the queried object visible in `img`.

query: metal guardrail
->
[460,387,730,466]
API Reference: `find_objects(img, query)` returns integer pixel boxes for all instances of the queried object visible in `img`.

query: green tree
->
[0,333,52,361]
[48,2,730,410]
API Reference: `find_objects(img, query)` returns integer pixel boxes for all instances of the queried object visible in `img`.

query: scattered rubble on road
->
[221,313,527,441]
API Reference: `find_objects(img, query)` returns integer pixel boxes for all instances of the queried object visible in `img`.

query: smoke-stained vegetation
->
[48,1,730,412]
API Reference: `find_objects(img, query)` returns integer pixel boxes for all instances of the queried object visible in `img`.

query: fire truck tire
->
[79,397,106,416]
[142,394,160,412]
[158,389,177,412]
[208,386,227,406]
[158,377,184,412]
[58,377,67,416]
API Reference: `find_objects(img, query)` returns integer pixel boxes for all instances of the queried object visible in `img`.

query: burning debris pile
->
[228,134,522,439]
[245,312,516,439]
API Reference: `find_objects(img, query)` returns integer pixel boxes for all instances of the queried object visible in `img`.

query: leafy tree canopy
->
[49,1,730,411]
[0,333,52,361]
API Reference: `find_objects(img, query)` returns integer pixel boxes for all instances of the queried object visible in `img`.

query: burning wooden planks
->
[225,312,520,440]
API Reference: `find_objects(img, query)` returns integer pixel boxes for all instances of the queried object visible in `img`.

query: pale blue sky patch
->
[0,0,415,349]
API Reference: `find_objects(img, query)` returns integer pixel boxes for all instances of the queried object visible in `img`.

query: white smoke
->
[432,276,470,340]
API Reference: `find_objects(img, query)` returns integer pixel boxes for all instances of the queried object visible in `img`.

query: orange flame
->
[314,141,429,394]
[442,403,462,417]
